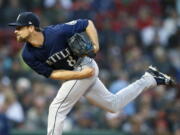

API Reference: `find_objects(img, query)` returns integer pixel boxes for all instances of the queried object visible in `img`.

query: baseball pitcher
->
[8,12,175,135]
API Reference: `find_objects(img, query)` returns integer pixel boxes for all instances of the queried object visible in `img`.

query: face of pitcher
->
[14,25,34,42]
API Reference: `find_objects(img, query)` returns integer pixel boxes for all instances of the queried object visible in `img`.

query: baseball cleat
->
[147,66,176,86]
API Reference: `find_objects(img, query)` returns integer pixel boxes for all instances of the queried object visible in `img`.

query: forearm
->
[49,68,94,80]
[86,20,99,53]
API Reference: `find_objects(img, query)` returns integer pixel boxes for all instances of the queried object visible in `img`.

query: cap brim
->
[8,22,24,27]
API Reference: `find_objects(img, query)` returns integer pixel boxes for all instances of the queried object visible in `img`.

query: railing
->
[11,129,127,135]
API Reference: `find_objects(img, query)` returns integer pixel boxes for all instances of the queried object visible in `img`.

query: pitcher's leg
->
[47,80,78,135]
[85,72,156,113]
[47,77,96,135]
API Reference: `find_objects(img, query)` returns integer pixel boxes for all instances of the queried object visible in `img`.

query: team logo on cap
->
[28,21,32,25]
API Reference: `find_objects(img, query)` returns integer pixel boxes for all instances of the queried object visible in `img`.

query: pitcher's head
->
[8,12,40,42]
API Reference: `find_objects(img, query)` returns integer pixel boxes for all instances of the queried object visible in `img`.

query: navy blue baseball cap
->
[8,12,40,27]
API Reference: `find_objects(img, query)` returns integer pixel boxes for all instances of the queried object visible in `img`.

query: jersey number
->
[67,56,76,67]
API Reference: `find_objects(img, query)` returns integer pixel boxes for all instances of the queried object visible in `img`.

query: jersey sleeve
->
[62,19,89,37]
[22,52,53,78]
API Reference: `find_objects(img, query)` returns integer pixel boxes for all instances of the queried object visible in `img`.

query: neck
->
[27,31,44,47]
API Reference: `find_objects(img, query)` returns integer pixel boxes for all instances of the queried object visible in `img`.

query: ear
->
[28,25,35,32]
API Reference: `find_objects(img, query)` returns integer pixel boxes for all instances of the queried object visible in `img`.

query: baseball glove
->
[67,33,96,58]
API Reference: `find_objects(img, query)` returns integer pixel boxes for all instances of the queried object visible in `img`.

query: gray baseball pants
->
[47,57,156,135]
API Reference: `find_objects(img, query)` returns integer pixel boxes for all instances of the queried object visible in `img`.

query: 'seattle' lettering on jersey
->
[22,19,88,77]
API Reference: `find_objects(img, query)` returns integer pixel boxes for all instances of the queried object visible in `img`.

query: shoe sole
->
[148,65,176,86]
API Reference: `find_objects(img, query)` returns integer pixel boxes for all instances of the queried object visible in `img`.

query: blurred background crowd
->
[0,0,180,135]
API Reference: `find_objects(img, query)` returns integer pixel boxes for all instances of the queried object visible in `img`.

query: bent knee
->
[99,103,121,113]
[49,101,59,112]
